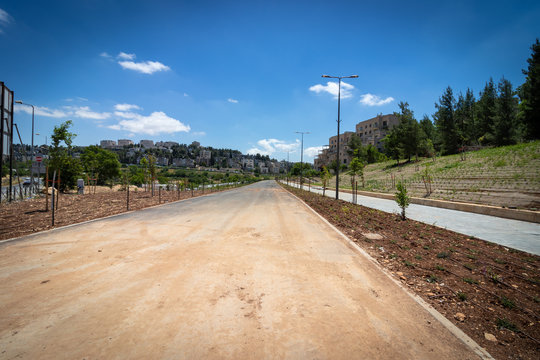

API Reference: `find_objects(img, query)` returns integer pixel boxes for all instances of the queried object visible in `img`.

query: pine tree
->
[434,86,459,154]
[476,78,497,144]
[493,77,518,146]
[518,39,540,140]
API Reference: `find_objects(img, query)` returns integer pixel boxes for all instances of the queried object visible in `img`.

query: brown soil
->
[282,184,540,360]
[0,186,227,241]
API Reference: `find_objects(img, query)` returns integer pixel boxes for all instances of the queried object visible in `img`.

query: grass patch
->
[463,277,478,285]
[457,292,467,301]
[496,318,519,332]
[500,296,516,309]
[437,252,449,259]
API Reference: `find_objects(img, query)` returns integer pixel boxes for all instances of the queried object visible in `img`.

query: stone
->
[484,333,497,342]
[362,233,383,240]
[454,313,466,322]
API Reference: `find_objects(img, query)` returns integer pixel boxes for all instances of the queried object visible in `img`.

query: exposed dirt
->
[0,186,226,241]
[282,184,540,360]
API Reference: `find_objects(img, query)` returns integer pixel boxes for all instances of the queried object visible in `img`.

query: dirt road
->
[0,181,486,359]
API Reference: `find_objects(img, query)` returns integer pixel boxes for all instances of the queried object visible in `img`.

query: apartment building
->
[140,140,154,148]
[100,140,116,148]
[117,139,133,147]
[314,114,399,170]
[355,114,399,151]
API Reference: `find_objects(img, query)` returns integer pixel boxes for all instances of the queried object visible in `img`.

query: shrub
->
[395,181,410,220]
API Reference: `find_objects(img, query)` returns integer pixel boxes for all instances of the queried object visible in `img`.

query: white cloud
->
[117,52,135,60]
[192,131,206,136]
[100,52,112,58]
[109,111,190,135]
[184,93,189,97]
[309,81,354,99]
[304,146,324,158]
[118,60,170,74]
[15,104,67,118]
[247,139,299,156]
[227,98,239,103]
[71,106,111,120]
[114,103,141,111]
[359,94,394,106]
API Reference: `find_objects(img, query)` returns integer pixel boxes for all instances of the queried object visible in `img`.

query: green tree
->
[395,102,421,162]
[48,120,82,191]
[320,166,331,196]
[81,146,121,186]
[454,88,476,146]
[493,77,518,146]
[518,39,540,140]
[382,127,401,165]
[347,157,364,188]
[395,181,410,220]
[434,86,459,154]
[476,78,497,144]
[147,155,157,195]
[419,115,435,143]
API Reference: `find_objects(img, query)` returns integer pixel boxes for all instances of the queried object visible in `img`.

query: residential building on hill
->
[314,114,399,170]
[117,139,133,147]
[100,140,116,148]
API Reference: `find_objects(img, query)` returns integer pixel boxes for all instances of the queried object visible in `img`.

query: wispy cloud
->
[227,98,239,103]
[118,60,170,74]
[100,52,112,59]
[247,139,299,156]
[15,104,67,118]
[110,106,190,135]
[0,8,12,33]
[359,94,394,106]
[192,131,206,136]
[304,146,324,158]
[114,103,141,111]
[117,52,135,60]
[309,81,354,99]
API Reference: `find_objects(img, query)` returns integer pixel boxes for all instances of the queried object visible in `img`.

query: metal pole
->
[51,170,56,226]
[300,133,304,187]
[30,105,34,190]
[336,77,341,200]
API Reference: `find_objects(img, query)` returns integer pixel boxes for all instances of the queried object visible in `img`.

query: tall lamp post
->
[15,100,35,188]
[295,131,310,188]
[321,74,358,199]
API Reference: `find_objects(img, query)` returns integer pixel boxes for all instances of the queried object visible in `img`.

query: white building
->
[118,139,133,147]
[100,140,116,148]
[140,140,154,148]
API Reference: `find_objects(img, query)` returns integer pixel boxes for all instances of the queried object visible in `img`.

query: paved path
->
[0,181,485,359]
[286,182,540,256]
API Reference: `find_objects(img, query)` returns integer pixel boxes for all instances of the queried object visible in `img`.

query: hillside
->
[328,141,540,210]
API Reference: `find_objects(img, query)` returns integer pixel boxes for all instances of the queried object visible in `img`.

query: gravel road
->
[0,181,486,359]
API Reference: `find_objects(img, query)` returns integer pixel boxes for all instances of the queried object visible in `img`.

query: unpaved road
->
[0,181,484,359]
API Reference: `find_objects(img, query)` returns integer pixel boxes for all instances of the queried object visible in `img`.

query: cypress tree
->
[518,39,540,140]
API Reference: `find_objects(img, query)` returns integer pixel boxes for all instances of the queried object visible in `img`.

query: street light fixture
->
[295,131,310,188]
[15,100,36,188]
[321,74,358,200]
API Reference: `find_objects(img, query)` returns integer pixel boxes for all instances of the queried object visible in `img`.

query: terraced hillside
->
[330,141,540,210]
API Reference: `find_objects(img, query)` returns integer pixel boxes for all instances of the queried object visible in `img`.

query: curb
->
[279,184,494,360]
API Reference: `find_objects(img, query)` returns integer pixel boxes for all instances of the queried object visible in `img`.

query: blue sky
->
[1,0,539,162]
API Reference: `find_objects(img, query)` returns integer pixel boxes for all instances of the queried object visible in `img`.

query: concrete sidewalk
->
[285,182,540,256]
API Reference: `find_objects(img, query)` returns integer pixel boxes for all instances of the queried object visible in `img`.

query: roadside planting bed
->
[283,184,539,360]
[0,186,234,241]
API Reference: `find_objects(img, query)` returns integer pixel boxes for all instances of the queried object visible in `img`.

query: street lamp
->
[295,131,310,188]
[321,74,358,199]
[15,100,36,188]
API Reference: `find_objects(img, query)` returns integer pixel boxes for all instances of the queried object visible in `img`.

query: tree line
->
[384,39,539,161]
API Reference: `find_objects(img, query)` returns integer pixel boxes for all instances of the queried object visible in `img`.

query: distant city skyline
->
[2,1,539,163]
